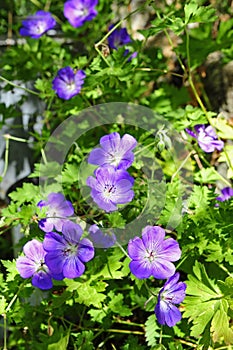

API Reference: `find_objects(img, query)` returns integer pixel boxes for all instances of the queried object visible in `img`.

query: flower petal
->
[23,239,45,261]
[128,236,146,260]
[16,257,36,278]
[141,226,165,251]
[78,238,95,262]
[158,238,181,262]
[129,260,152,279]
[62,221,83,244]
[151,259,176,279]
[63,256,85,278]
[32,270,53,290]
[155,300,182,327]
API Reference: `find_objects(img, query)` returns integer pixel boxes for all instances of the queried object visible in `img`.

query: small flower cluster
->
[128,225,186,327]
[86,132,137,212]
[16,193,95,290]
[19,1,98,100]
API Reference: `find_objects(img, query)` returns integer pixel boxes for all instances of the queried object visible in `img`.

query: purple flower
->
[52,67,86,100]
[86,165,134,212]
[64,0,98,28]
[88,132,137,170]
[19,11,56,39]
[186,124,224,153]
[155,273,186,327]
[128,226,181,279]
[43,221,94,279]
[108,25,132,50]
[216,187,233,202]
[16,239,62,290]
[88,224,116,248]
[37,193,74,233]
[108,25,137,61]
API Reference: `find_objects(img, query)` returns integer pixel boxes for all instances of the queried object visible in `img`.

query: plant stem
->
[3,313,7,350]
[171,150,194,182]
[0,75,39,96]
[115,241,130,258]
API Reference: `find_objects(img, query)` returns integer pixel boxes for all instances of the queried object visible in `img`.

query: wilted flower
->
[155,273,186,327]
[88,224,116,248]
[86,165,134,212]
[37,193,74,232]
[16,240,62,290]
[128,226,181,279]
[64,0,98,28]
[216,187,233,202]
[43,221,94,279]
[185,124,224,153]
[88,132,137,170]
[52,66,86,100]
[19,11,56,39]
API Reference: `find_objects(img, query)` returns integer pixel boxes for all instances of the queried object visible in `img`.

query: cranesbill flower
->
[43,221,94,279]
[88,224,116,248]
[108,25,137,61]
[88,132,137,170]
[52,67,86,100]
[16,239,62,290]
[19,11,56,39]
[155,272,186,327]
[64,0,98,28]
[86,165,134,212]
[37,193,74,233]
[128,226,181,279]
[216,187,233,202]
[108,25,132,50]
[185,124,224,153]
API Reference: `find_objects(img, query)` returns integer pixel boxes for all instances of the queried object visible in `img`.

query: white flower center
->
[145,250,156,262]
[103,184,116,198]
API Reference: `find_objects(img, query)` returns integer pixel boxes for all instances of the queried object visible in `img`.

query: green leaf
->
[211,117,233,139]
[211,300,233,344]
[183,262,230,341]
[184,2,198,24]
[185,1,217,24]
[0,296,6,313]
[48,333,69,350]
[145,314,160,347]
[61,163,79,185]
[8,183,40,206]
[218,145,233,179]
[66,279,107,308]
[108,291,132,317]
[194,167,223,184]
[1,259,18,282]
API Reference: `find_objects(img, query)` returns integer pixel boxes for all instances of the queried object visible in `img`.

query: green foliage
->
[1,0,233,349]
[183,262,233,344]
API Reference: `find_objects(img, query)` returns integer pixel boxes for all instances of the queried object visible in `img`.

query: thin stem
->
[4,134,28,143]
[194,149,232,187]
[3,313,7,350]
[0,76,39,96]
[134,141,156,156]
[213,260,233,278]
[1,137,9,179]
[94,45,110,66]
[159,326,163,345]
[41,148,48,165]
[115,241,130,258]
[1,134,29,179]
[171,150,194,182]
